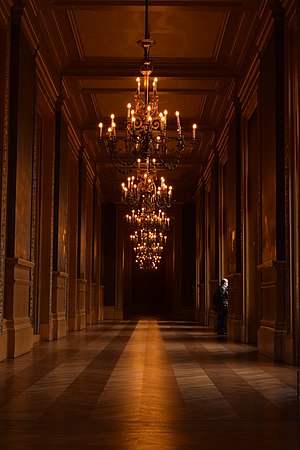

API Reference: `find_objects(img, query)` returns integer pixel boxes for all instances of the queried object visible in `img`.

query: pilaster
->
[5,258,34,358]
[226,273,243,341]
[52,271,68,339]
[75,278,86,330]
[90,282,104,323]
[257,260,288,360]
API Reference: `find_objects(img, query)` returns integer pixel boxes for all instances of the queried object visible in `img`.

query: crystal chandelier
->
[121,158,172,212]
[131,229,166,271]
[134,245,163,271]
[97,0,197,174]
[130,228,167,246]
[126,207,170,233]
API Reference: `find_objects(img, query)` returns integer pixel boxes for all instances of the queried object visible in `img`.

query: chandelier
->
[134,244,163,271]
[97,0,197,174]
[126,207,170,233]
[121,158,172,212]
[130,228,167,246]
[130,228,166,270]
[127,198,169,270]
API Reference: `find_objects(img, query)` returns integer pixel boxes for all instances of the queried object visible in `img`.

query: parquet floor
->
[0,320,299,449]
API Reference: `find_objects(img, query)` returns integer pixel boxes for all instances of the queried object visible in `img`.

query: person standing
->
[213,278,229,335]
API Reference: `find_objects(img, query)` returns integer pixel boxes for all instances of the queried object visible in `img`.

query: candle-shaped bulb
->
[163,110,168,127]
[175,111,181,134]
[110,114,114,130]
[127,103,131,118]
[192,123,197,140]
[98,122,103,138]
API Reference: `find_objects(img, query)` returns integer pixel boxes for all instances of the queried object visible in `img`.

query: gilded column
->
[4,1,35,357]
[75,149,87,329]
[195,181,206,324]
[51,96,68,339]
[114,203,125,320]
[0,2,11,359]
[257,1,287,360]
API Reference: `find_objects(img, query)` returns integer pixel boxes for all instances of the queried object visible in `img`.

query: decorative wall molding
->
[0,17,10,334]
[29,105,38,325]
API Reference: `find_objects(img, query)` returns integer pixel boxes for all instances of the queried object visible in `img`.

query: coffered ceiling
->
[34,0,264,202]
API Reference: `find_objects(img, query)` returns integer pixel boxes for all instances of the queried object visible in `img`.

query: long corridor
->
[0,320,299,450]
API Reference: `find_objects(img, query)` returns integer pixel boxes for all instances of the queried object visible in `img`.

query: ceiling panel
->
[35,0,264,203]
[72,8,226,59]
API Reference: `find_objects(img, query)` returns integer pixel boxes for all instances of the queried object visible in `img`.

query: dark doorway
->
[130,249,167,317]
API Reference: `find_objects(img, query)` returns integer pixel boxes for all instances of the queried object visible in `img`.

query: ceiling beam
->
[52,1,246,11]
[63,62,234,79]
[80,88,221,94]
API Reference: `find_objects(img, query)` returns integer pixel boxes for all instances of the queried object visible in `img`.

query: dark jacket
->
[213,285,228,312]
